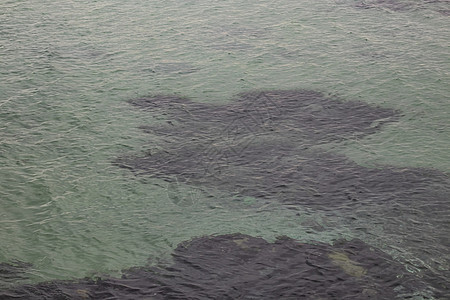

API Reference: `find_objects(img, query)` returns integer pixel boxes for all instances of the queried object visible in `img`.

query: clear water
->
[0,0,449,290]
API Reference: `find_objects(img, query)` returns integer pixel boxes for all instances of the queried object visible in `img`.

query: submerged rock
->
[115,90,449,297]
[0,234,436,299]
[116,90,447,212]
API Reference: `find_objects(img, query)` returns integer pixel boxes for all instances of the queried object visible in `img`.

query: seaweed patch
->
[2,90,449,298]
[115,90,449,297]
[116,90,447,211]
[0,234,436,299]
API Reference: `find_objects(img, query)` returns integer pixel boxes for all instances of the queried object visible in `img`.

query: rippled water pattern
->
[1,0,449,297]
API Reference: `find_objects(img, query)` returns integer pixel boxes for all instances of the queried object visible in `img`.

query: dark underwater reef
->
[2,89,448,299]
[114,89,449,297]
[116,90,448,213]
[0,234,440,299]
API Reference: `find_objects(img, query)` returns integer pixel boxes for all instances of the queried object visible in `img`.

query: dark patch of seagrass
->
[115,90,449,298]
[116,90,448,212]
[1,234,437,299]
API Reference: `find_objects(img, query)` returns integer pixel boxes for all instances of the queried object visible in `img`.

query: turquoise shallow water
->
[0,0,449,293]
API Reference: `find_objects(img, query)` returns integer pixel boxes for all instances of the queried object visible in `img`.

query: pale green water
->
[0,0,449,289]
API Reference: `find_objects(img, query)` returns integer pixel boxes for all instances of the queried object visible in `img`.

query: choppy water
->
[1,0,449,298]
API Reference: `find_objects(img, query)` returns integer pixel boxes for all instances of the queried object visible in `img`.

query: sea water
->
[0,0,449,292]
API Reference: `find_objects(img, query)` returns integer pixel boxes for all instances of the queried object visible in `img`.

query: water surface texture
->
[1,234,441,299]
[1,0,449,298]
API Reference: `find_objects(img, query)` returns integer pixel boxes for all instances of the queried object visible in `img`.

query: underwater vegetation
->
[0,234,439,299]
[2,90,448,298]
[115,89,449,297]
[116,90,448,214]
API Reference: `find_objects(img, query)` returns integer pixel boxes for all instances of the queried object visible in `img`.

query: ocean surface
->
[1,0,449,298]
